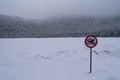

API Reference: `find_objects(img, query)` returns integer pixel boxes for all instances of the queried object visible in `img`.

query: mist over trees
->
[0,15,120,38]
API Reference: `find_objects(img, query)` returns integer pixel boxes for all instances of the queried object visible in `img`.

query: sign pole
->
[84,35,98,74]
[90,48,92,73]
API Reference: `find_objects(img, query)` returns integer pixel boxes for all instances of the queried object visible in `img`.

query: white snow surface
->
[0,38,120,80]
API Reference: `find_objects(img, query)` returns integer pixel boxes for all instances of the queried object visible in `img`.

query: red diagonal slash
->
[86,39,96,45]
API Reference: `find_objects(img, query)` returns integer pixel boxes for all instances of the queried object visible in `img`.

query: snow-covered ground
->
[0,38,120,80]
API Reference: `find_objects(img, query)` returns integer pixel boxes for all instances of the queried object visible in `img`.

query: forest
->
[0,15,120,38]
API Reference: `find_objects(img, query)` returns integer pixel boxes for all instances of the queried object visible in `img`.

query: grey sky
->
[0,0,120,19]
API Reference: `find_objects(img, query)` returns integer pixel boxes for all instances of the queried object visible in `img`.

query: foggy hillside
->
[0,15,120,38]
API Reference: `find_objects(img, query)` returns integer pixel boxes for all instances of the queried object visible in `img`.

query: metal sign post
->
[84,35,98,74]
[90,48,92,73]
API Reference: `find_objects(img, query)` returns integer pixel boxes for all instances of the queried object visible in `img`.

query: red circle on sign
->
[84,35,98,48]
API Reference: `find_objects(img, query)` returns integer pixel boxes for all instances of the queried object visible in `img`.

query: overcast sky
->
[0,0,120,19]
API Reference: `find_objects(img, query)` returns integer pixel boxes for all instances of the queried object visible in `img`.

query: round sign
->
[84,35,98,48]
